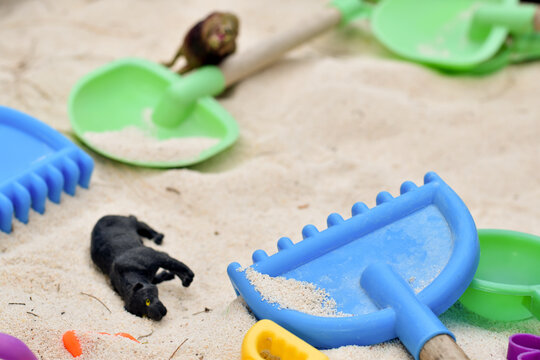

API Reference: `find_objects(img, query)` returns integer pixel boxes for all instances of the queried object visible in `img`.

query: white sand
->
[83,126,220,163]
[245,267,351,317]
[0,0,539,359]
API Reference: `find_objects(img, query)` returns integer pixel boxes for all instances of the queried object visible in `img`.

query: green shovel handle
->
[473,4,539,35]
[152,66,225,127]
[330,0,372,25]
[152,0,368,128]
[528,286,540,320]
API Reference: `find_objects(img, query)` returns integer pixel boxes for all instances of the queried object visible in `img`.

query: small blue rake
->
[228,172,479,359]
[0,106,94,233]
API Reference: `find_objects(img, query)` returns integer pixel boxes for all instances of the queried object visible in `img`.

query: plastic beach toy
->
[62,330,139,358]
[68,0,368,168]
[242,319,329,360]
[508,334,540,360]
[0,333,38,360]
[462,33,540,75]
[62,331,83,357]
[0,106,94,234]
[228,172,479,360]
[371,0,540,71]
[69,60,239,168]
[459,229,540,321]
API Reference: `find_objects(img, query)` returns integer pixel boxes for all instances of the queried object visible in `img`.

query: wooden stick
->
[534,7,540,31]
[168,338,188,360]
[419,334,470,360]
[80,292,111,314]
[219,7,342,87]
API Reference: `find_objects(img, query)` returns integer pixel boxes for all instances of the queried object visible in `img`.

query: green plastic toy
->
[457,33,540,75]
[459,229,540,322]
[371,0,540,71]
[69,60,236,168]
[69,0,368,168]
[69,58,238,167]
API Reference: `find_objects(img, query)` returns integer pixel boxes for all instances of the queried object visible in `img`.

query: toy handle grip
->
[528,286,540,320]
[419,334,470,360]
[361,263,470,360]
[473,4,540,34]
[219,7,342,87]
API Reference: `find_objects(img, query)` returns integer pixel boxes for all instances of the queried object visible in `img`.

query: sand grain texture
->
[84,127,220,164]
[1,0,539,359]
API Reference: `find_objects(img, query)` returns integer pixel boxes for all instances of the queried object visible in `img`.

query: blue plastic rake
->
[228,172,479,359]
[0,106,94,233]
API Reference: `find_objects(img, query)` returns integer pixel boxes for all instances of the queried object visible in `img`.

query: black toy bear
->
[90,215,194,320]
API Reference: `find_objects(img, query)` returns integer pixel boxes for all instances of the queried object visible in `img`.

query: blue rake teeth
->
[9,182,32,224]
[0,152,94,234]
[327,213,344,227]
[302,224,319,239]
[351,202,369,216]
[277,237,294,251]
[55,157,81,196]
[252,249,269,263]
[400,181,418,194]
[234,176,432,274]
[244,175,431,269]
[25,174,48,214]
[0,106,95,234]
[70,151,94,189]
[376,191,394,205]
[40,165,65,204]
[0,194,15,233]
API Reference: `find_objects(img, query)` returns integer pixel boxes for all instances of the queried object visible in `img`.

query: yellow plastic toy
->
[241,319,329,360]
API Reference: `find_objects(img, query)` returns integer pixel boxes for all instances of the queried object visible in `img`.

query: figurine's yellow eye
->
[145,299,151,306]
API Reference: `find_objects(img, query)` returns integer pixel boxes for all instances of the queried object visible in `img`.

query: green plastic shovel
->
[69,61,237,168]
[371,0,540,71]
[454,32,540,75]
[459,229,540,322]
[69,0,368,168]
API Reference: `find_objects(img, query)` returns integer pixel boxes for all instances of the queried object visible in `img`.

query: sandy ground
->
[1,0,539,359]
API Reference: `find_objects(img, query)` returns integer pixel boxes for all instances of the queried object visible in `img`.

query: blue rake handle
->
[362,263,469,360]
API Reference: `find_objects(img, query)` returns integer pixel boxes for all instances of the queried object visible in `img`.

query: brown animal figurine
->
[163,12,239,74]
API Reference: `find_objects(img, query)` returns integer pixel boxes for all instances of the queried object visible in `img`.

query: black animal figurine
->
[90,215,194,321]
[163,11,239,74]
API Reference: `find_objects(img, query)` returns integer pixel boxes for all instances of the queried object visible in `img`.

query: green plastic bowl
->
[459,229,540,321]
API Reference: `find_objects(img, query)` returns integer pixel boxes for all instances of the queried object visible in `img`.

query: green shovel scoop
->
[371,0,540,71]
[453,32,540,75]
[68,0,368,168]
